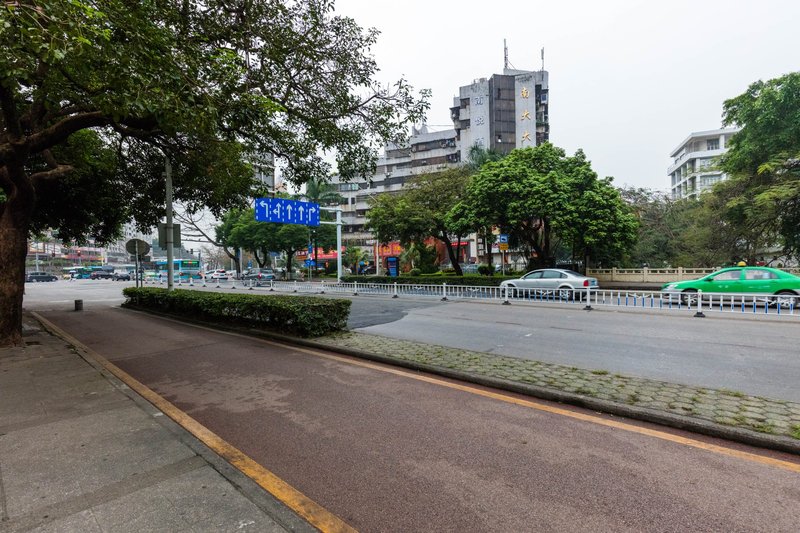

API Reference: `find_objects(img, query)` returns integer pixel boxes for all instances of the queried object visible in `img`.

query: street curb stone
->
[121,304,800,456]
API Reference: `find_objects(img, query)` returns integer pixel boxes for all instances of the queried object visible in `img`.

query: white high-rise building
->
[668,128,740,199]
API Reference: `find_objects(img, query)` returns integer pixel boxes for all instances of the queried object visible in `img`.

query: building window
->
[707,139,719,150]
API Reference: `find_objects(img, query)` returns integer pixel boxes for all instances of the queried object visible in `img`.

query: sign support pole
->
[165,158,174,291]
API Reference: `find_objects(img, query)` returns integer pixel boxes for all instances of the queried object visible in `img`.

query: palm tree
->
[400,243,421,270]
[301,177,345,269]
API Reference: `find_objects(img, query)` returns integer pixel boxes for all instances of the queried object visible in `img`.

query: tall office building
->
[329,61,550,266]
[451,68,549,162]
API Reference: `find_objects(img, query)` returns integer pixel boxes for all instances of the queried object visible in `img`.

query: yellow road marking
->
[123,309,800,474]
[267,340,800,474]
[138,309,800,474]
[33,313,356,533]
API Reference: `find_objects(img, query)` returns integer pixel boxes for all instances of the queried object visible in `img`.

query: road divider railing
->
[151,279,800,318]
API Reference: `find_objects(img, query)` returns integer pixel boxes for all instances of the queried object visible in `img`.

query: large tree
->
[718,72,800,261]
[366,168,471,275]
[461,144,636,270]
[0,0,428,345]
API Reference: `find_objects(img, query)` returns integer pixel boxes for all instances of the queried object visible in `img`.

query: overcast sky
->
[332,0,800,191]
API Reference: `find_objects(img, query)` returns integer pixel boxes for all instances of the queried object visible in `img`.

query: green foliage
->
[408,268,421,277]
[122,287,350,338]
[343,246,370,273]
[722,73,800,176]
[217,207,310,274]
[461,144,637,268]
[719,72,800,261]
[1,0,429,343]
[477,264,494,276]
[366,168,471,274]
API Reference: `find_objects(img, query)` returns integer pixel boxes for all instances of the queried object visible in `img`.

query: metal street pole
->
[320,207,342,281]
[165,157,174,291]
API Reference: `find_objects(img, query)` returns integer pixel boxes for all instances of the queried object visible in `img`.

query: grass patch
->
[790,425,800,440]
[626,393,639,405]
[718,388,746,398]
[750,423,775,434]
[591,370,609,375]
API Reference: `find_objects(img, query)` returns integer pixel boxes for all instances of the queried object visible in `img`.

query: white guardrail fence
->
[143,277,800,319]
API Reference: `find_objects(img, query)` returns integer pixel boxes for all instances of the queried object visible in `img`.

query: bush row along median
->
[122,287,351,337]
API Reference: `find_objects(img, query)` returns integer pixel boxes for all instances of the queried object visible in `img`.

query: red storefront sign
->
[378,242,404,257]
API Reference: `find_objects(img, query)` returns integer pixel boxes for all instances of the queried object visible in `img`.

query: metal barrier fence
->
[140,278,800,318]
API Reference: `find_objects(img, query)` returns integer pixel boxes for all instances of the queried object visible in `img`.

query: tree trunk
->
[0,197,33,347]
[441,236,463,276]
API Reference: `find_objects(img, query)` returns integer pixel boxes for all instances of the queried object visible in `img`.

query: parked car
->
[113,272,131,281]
[90,270,114,280]
[206,269,229,280]
[661,266,800,306]
[241,268,275,285]
[25,271,58,282]
[499,269,599,298]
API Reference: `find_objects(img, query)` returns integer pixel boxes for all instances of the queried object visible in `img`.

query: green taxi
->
[661,266,800,305]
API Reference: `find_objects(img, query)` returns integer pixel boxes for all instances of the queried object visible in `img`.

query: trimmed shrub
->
[477,264,494,276]
[122,287,350,337]
[409,268,421,277]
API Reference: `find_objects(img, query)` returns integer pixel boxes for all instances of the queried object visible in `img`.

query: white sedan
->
[499,269,599,299]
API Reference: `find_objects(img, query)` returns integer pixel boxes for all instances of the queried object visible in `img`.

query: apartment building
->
[668,127,740,199]
[330,65,550,267]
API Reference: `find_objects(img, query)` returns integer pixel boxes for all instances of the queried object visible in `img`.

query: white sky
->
[332,0,800,191]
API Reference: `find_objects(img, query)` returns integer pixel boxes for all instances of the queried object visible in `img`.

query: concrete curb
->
[120,304,800,456]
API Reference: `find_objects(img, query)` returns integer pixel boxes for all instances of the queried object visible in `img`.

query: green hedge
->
[339,275,518,287]
[122,287,350,337]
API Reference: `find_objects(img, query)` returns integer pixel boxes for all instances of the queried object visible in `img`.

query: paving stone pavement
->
[314,331,800,449]
[0,316,314,533]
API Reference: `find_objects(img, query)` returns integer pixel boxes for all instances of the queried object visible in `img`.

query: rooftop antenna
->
[541,47,545,71]
[504,39,508,70]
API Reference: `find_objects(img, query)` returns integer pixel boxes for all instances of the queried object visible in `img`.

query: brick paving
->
[316,332,800,443]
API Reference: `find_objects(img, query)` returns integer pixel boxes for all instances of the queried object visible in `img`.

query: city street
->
[23,280,800,402]
[36,304,800,532]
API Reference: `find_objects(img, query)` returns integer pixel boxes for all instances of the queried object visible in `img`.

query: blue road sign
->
[498,234,509,244]
[254,198,320,226]
[304,259,315,267]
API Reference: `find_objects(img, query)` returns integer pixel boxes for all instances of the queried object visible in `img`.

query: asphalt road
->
[22,280,800,403]
[37,307,800,532]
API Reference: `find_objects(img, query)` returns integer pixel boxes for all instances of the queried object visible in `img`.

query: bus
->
[62,265,114,279]
[155,259,202,280]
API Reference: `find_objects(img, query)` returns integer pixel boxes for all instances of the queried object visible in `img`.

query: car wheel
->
[680,289,698,306]
[558,287,572,301]
[770,290,797,309]
[504,285,516,298]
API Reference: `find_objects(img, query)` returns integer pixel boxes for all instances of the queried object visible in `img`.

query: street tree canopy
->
[219,208,310,277]
[461,144,636,269]
[366,168,471,275]
[719,72,800,260]
[0,0,429,345]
